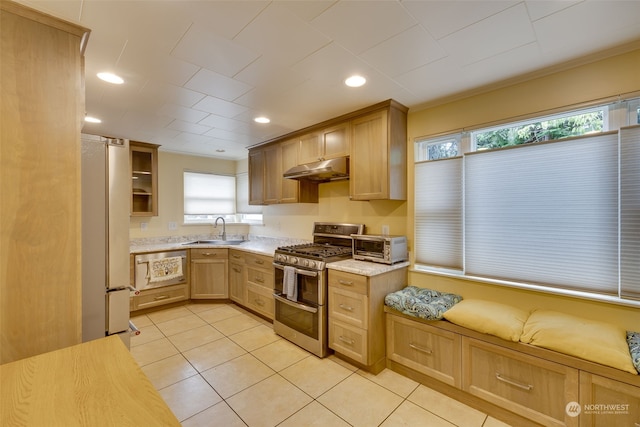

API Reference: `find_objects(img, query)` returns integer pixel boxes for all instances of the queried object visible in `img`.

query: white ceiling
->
[17,0,640,160]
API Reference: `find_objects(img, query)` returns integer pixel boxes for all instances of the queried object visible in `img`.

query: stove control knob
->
[291,257,298,264]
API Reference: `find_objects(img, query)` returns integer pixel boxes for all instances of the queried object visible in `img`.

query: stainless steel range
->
[273,222,364,357]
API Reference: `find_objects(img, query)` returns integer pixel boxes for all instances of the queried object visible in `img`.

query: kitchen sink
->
[183,240,246,246]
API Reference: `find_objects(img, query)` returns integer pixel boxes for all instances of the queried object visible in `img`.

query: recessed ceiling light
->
[345,75,366,87]
[97,72,124,84]
[254,117,270,124]
[84,116,102,123]
[216,149,225,153]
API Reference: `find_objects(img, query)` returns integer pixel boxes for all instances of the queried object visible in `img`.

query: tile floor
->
[130,302,512,427]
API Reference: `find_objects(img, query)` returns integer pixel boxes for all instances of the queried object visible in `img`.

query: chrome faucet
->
[214,216,226,241]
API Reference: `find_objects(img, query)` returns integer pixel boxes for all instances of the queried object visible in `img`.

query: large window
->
[183,171,262,224]
[414,98,640,305]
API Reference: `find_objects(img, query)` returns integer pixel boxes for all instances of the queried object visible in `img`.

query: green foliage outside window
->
[475,111,604,150]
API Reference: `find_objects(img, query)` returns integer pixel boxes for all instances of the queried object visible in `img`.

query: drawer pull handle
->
[495,373,533,391]
[154,295,170,301]
[409,343,433,355]
[255,260,264,265]
[254,277,264,283]
[233,267,241,273]
[339,304,354,312]
[203,252,215,256]
[255,299,264,306]
[338,280,354,286]
[338,336,355,345]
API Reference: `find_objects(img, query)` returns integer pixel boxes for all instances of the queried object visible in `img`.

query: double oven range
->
[273,222,364,357]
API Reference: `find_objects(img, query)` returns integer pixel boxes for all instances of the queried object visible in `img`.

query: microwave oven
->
[351,234,408,264]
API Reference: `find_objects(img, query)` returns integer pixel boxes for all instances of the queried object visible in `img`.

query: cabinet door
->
[298,132,322,164]
[248,148,265,205]
[130,141,159,216]
[263,144,281,204]
[229,261,245,304]
[322,123,350,160]
[280,139,300,203]
[191,258,228,299]
[579,372,640,427]
[350,110,388,200]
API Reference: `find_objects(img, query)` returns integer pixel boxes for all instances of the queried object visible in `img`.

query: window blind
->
[414,157,463,271]
[184,172,235,215]
[620,125,640,299]
[464,133,619,294]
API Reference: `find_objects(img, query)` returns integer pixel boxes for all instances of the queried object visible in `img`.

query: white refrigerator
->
[81,134,133,346]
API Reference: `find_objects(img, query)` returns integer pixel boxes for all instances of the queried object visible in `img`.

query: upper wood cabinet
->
[1,0,89,363]
[298,122,350,165]
[249,139,318,205]
[130,141,159,216]
[350,102,408,201]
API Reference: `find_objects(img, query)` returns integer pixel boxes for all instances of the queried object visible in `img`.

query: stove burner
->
[278,243,352,258]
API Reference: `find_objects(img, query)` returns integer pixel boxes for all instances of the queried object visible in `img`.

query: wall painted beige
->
[406,47,640,330]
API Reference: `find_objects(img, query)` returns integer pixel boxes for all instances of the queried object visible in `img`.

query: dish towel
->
[283,266,298,301]
[148,256,183,283]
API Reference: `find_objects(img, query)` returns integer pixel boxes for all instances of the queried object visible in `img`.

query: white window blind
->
[464,132,619,294]
[620,125,640,299]
[184,172,235,215]
[414,157,463,271]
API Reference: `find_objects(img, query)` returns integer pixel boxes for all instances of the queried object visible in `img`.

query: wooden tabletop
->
[0,335,180,426]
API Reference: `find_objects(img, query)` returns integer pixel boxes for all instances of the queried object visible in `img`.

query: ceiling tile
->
[157,104,209,124]
[192,96,249,118]
[233,2,331,66]
[171,24,260,77]
[360,25,447,77]
[166,120,212,135]
[438,3,537,66]
[402,0,519,40]
[525,0,582,21]
[311,1,416,54]
[176,0,268,39]
[184,68,253,101]
[140,81,206,109]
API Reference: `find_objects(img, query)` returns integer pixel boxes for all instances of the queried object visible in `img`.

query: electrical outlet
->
[381,225,390,236]
[140,222,148,231]
[168,221,177,230]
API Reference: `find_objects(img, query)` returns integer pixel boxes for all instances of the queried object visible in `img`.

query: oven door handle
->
[273,293,318,314]
[272,263,318,277]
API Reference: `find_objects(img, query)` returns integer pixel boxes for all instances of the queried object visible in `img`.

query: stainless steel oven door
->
[273,262,325,305]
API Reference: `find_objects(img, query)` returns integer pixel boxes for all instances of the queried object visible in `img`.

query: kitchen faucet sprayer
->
[214,217,226,241]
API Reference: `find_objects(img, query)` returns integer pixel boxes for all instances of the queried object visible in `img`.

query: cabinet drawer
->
[579,372,640,427]
[191,248,227,259]
[132,285,189,311]
[329,319,367,364]
[328,270,367,295]
[463,337,579,427]
[244,253,271,269]
[386,314,461,387]
[246,283,274,319]
[228,249,245,264]
[329,287,368,329]
[247,266,274,289]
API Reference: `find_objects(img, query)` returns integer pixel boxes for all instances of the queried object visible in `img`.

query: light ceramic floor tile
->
[182,337,247,372]
[280,355,353,398]
[186,302,228,314]
[158,375,222,422]
[317,373,404,427]
[167,324,224,352]
[226,375,313,427]
[278,401,351,427]
[483,416,514,427]
[196,305,244,324]
[251,339,311,371]
[147,305,194,324]
[228,324,281,351]
[181,401,246,427]
[357,368,420,398]
[130,313,153,328]
[328,354,360,372]
[141,353,198,390]
[380,400,456,427]
[201,353,275,398]
[211,314,261,335]
[130,324,164,347]
[130,337,179,367]
[408,384,487,427]
[155,313,207,336]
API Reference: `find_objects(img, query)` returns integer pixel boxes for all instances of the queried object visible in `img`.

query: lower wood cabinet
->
[228,249,246,305]
[244,253,274,319]
[462,337,579,427]
[130,284,189,311]
[190,248,228,299]
[386,313,461,387]
[579,372,640,427]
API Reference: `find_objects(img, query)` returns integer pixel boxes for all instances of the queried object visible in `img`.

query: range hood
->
[283,157,349,182]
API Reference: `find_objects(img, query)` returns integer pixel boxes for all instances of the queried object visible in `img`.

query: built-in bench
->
[383,296,640,427]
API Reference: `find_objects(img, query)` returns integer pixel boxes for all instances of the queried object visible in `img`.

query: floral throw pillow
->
[384,286,462,320]
[627,331,640,374]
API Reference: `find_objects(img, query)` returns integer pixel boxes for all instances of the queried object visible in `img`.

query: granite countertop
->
[327,259,410,276]
[130,236,305,257]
